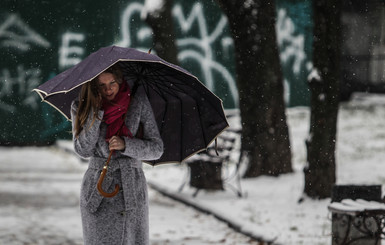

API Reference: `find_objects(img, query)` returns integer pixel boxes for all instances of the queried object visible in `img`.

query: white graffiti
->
[173,3,238,106]
[0,14,50,51]
[117,2,238,107]
[0,65,41,113]
[59,32,85,70]
[117,2,152,50]
[276,9,307,75]
[221,37,234,58]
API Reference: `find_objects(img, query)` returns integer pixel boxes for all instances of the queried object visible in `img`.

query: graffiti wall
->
[0,0,312,144]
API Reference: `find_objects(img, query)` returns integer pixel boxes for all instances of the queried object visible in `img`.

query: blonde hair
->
[74,64,123,137]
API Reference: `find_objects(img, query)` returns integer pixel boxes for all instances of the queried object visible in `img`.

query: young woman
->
[71,64,163,244]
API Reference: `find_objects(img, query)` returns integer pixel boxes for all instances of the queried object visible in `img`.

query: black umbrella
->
[33,46,229,165]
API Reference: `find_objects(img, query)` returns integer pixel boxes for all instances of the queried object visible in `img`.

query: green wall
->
[0,0,312,144]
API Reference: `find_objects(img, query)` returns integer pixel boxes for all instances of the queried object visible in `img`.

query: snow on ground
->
[144,92,385,245]
[0,147,85,245]
[0,146,258,244]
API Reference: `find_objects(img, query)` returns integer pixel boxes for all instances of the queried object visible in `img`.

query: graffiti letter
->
[0,65,42,112]
[276,9,306,75]
[0,14,50,51]
[59,32,85,69]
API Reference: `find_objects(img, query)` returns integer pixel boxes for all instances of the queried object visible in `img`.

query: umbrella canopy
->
[33,46,229,165]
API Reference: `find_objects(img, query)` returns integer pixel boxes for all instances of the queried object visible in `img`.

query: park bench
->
[328,185,385,245]
[179,111,243,197]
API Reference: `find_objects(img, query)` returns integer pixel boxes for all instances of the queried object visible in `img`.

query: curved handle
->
[97,167,120,198]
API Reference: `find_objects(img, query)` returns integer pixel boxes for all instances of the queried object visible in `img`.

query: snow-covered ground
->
[0,146,257,244]
[1,92,385,244]
[144,92,385,245]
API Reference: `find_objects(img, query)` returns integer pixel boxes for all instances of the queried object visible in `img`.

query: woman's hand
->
[109,136,125,151]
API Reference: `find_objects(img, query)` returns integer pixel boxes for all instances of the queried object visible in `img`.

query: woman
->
[71,64,163,245]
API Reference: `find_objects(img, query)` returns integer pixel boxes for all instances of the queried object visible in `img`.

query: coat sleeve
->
[121,95,164,161]
[71,101,104,158]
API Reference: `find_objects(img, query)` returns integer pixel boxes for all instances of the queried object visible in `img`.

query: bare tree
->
[143,0,179,65]
[216,0,292,177]
[304,0,341,198]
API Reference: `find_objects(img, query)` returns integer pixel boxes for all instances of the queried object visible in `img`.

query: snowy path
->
[0,146,257,245]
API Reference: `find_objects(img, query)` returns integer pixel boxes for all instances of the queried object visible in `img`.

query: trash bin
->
[189,160,223,190]
[330,185,382,245]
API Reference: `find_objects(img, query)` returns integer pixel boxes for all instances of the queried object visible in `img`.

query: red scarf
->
[102,81,132,141]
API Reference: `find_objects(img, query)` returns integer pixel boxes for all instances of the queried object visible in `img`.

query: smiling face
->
[98,72,120,101]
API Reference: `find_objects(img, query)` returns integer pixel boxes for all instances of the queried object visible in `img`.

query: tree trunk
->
[216,0,292,177]
[304,0,341,198]
[143,0,179,65]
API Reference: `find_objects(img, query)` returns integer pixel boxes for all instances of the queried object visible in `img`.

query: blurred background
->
[2,0,385,244]
[1,0,385,145]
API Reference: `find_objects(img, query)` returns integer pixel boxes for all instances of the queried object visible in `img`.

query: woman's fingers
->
[109,136,119,145]
[108,136,125,151]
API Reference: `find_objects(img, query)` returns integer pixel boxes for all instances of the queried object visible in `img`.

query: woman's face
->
[98,72,120,101]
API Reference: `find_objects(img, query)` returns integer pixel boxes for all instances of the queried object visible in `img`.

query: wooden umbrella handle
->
[97,150,120,198]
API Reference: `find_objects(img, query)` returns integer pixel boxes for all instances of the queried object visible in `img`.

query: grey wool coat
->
[71,88,164,245]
